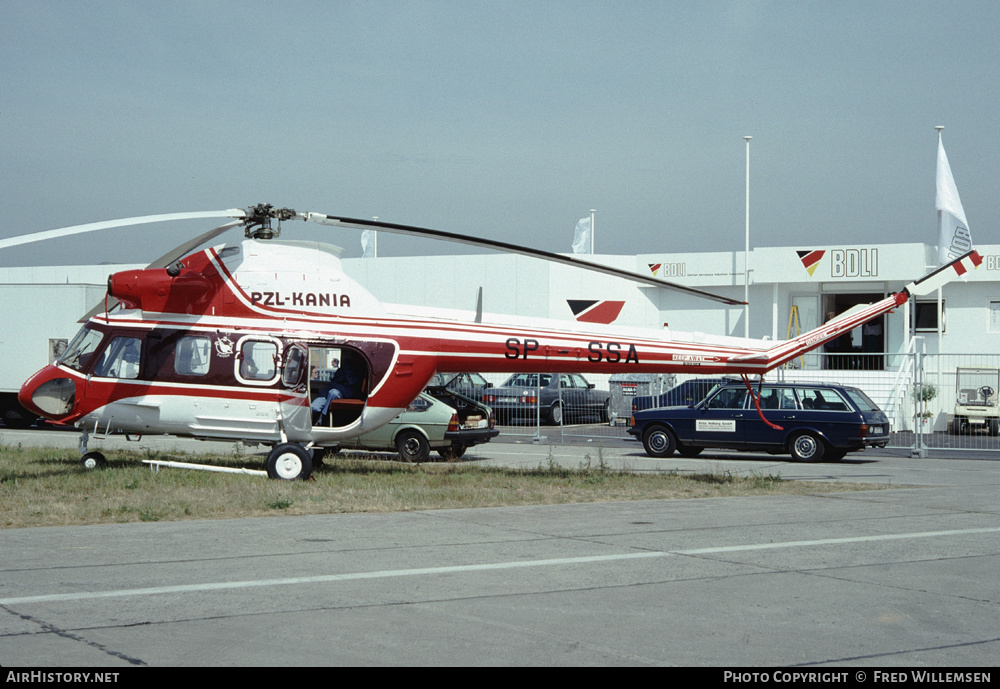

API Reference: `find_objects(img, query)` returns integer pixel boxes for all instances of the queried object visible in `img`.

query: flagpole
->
[590,209,596,254]
[744,135,752,338]
[934,128,944,363]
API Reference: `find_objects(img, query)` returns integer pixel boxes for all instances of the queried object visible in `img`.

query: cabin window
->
[239,340,278,382]
[93,336,142,379]
[175,336,212,376]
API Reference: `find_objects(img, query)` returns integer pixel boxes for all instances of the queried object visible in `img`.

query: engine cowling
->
[108,267,213,314]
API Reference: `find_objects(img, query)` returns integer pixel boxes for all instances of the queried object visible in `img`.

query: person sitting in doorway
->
[311,350,366,420]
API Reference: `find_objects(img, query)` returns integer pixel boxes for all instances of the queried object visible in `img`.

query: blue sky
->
[2,0,998,266]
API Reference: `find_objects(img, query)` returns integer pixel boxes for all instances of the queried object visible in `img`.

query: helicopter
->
[8,203,982,479]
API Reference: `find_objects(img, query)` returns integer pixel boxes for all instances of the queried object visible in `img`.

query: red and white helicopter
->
[8,203,982,479]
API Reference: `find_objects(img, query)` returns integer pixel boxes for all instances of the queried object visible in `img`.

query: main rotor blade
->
[299,212,746,306]
[0,209,246,251]
[145,219,246,269]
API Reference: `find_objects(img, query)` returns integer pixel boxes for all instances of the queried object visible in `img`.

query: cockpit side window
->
[58,327,104,372]
[93,336,142,379]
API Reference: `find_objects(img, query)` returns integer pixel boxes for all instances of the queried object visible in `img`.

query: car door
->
[685,386,749,448]
[744,386,798,448]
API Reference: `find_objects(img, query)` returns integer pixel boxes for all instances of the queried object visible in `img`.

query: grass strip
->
[0,444,883,528]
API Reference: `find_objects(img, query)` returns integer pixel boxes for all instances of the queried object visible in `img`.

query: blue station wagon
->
[628,381,890,462]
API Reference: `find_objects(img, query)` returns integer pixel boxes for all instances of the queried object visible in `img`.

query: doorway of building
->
[822,293,885,370]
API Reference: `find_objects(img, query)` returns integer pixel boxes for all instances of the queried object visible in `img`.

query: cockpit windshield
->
[57,327,104,372]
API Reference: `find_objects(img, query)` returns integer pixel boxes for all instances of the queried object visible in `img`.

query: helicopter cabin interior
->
[308,346,369,428]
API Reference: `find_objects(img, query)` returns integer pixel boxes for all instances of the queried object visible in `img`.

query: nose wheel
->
[81,452,106,469]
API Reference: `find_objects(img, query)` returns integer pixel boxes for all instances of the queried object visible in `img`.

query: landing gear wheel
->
[789,432,825,462]
[642,425,677,458]
[395,430,430,462]
[266,443,313,480]
[81,452,106,470]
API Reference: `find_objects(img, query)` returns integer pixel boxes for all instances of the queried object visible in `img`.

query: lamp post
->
[744,136,752,338]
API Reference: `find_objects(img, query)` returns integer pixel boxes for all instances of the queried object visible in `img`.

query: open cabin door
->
[278,343,311,439]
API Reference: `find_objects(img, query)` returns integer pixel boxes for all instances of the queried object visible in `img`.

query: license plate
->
[499,397,518,403]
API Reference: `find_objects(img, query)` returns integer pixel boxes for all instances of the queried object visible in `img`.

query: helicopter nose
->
[19,367,77,420]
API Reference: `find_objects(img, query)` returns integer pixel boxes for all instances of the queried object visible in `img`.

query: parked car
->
[337,386,498,461]
[628,380,890,462]
[631,377,729,414]
[484,372,610,424]
[426,371,493,400]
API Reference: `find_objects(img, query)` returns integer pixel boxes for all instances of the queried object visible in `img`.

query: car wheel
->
[824,448,847,462]
[3,409,35,429]
[548,402,563,426]
[990,420,1000,437]
[641,425,677,458]
[395,430,430,462]
[789,432,825,462]
[677,444,703,457]
[437,442,467,461]
[266,443,313,480]
[600,399,611,423]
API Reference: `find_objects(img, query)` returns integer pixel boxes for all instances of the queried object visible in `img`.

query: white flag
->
[361,229,376,258]
[571,216,591,254]
[936,137,973,264]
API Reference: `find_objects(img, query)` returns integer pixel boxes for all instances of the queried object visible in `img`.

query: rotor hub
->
[244,203,296,240]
